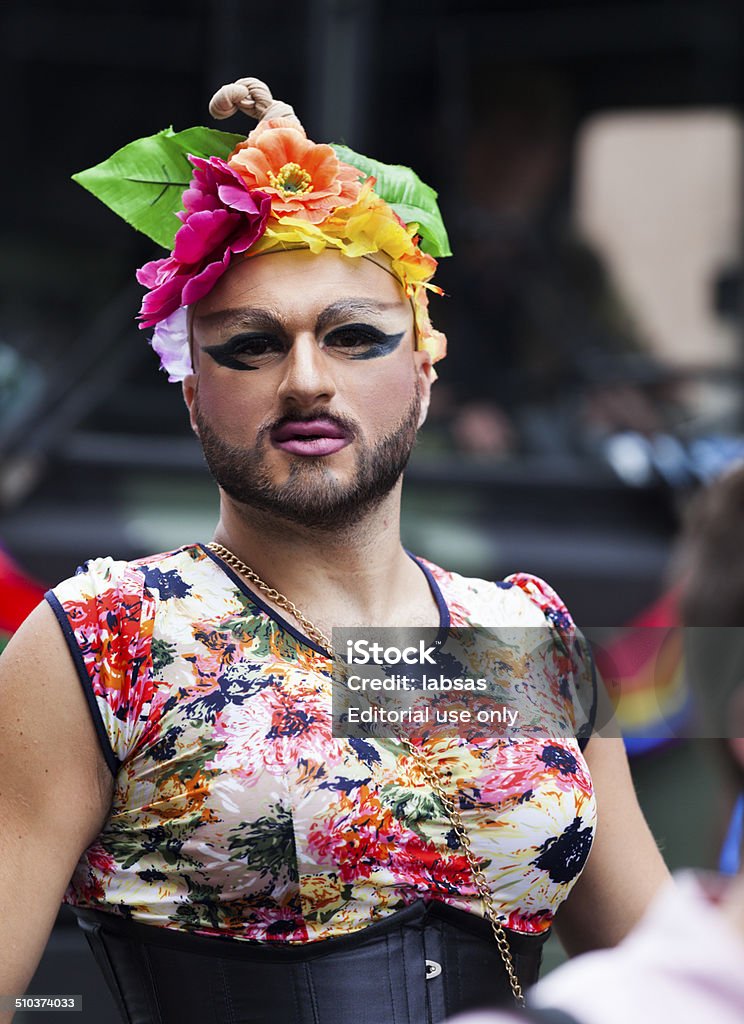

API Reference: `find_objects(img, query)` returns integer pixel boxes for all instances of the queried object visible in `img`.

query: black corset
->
[75,900,549,1024]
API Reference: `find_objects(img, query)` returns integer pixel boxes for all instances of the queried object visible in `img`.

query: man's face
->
[182,249,432,529]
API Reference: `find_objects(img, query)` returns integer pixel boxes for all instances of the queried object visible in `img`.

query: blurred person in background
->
[436,69,665,458]
[0,78,667,1023]
[448,465,744,1024]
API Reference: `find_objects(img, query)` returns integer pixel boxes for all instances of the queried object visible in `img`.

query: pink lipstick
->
[271,418,351,457]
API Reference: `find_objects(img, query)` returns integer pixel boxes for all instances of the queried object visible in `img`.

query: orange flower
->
[147,769,211,820]
[228,119,362,224]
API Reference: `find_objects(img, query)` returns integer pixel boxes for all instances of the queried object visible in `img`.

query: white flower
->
[150,306,192,382]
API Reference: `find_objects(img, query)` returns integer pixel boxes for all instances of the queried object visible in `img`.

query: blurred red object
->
[0,547,45,636]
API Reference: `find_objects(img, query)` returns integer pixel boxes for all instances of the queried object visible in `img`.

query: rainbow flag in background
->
[600,588,741,872]
[593,588,692,757]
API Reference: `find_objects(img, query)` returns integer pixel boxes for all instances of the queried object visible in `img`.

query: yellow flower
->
[243,180,447,371]
[302,873,345,913]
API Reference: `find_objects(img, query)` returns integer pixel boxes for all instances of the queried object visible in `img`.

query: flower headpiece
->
[73,78,450,381]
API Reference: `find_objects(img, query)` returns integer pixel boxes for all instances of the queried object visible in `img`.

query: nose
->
[276,334,337,408]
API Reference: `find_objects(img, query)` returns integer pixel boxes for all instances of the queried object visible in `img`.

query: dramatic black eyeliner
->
[327,324,405,360]
[203,325,405,369]
[202,335,280,370]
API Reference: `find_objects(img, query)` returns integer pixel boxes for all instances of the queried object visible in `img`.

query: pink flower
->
[477,738,592,805]
[136,156,271,329]
[206,685,345,785]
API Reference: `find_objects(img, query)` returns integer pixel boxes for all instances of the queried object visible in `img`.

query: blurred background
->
[2,0,744,1018]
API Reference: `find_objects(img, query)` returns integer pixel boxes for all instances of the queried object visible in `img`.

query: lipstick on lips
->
[270,418,352,457]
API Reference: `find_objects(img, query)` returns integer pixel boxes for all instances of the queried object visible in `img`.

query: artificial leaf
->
[331,144,452,258]
[72,126,244,249]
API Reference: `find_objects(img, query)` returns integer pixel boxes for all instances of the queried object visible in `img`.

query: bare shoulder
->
[0,603,114,1006]
[0,601,113,847]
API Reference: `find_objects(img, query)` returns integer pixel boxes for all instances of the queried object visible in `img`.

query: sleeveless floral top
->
[46,544,597,943]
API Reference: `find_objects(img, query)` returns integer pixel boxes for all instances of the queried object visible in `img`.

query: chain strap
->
[206,539,525,1007]
[207,542,333,651]
[400,738,524,1006]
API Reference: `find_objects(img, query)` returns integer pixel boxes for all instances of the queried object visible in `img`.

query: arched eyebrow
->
[193,307,285,335]
[193,299,406,337]
[314,300,406,333]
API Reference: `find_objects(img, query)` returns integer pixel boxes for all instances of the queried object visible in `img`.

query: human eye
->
[203,334,284,370]
[323,323,404,360]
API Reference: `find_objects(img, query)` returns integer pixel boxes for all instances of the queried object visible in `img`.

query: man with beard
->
[0,79,667,1024]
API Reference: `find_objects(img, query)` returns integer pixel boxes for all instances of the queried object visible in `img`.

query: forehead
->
[194,248,410,321]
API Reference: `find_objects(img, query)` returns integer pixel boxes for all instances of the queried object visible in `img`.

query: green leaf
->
[331,144,452,258]
[227,806,298,881]
[72,126,244,249]
[381,783,445,840]
[151,637,177,674]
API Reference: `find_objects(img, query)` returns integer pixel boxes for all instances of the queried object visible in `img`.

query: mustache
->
[259,410,360,442]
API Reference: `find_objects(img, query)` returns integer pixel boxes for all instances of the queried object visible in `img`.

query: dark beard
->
[195,393,421,530]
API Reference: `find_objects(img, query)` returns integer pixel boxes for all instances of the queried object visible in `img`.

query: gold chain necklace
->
[206,540,525,1007]
[208,541,333,650]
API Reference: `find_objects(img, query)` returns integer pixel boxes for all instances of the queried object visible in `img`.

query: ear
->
[413,350,434,428]
[182,374,200,436]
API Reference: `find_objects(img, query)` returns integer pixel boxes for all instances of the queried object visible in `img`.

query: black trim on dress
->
[44,590,121,777]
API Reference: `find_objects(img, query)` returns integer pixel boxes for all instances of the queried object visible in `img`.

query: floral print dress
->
[46,543,597,943]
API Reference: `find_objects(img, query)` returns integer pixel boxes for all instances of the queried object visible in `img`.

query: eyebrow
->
[315,299,405,334]
[193,299,407,338]
[193,307,286,335]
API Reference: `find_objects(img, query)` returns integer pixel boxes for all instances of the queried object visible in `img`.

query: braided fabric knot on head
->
[208,77,299,125]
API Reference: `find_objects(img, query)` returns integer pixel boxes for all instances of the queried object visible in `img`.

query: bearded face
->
[195,391,422,529]
[183,249,433,530]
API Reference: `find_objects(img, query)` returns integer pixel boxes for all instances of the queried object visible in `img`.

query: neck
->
[210,483,438,632]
